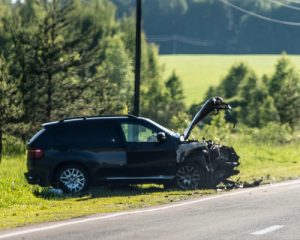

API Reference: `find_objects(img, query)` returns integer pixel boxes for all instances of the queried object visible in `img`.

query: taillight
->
[28,148,44,160]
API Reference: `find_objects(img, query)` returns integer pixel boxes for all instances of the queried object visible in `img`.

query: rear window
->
[28,129,45,145]
[28,128,56,148]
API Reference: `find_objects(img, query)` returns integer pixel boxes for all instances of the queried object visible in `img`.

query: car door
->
[119,120,177,178]
[52,120,127,181]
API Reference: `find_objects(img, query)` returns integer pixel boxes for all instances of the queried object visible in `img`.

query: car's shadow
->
[33,184,176,200]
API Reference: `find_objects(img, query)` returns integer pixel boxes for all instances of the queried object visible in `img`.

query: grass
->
[159,54,300,105]
[1,141,300,230]
[232,142,300,183]
[0,155,213,229]
[2,54,300,230]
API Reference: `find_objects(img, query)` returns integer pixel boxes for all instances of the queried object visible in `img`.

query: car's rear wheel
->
[56,165,89,193]
[176,163,205,190]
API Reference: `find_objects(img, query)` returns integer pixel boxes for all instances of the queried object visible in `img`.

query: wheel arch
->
[182,149,210,174]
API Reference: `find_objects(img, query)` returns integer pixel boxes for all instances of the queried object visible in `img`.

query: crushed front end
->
[207,142,240,185]
[178,97,240,187]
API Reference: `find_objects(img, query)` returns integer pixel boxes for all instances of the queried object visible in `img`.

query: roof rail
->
[59,116,87,123]
[84,114,137,119]
[59,114,137,123]
[127,114,137,118]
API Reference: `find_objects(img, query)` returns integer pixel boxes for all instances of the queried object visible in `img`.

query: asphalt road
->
[1,180,300,240]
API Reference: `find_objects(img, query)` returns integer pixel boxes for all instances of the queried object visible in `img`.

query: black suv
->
[25,97,239,193]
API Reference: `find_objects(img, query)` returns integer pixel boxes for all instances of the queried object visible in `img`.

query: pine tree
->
[238,72,279,127]
[205,62,250,100]
[164,71,186,128]
[268,56,300,128]
[0,55,22,159]
[4,0,117,135]
[0,56,6,160]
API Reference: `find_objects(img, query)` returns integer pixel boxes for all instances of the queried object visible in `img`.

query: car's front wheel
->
[56,165,89,193]
[176,163,205,190]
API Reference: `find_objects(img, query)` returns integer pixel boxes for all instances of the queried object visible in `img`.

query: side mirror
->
[157,132,166,142]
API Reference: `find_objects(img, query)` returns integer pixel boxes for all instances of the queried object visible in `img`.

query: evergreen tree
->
[165,71,184,102]
[164,71,186,128]
[220,63,250,99]
[0,0,193,142]
[100,35,133,109]
[80,35,134,116]
[140,44,171,125]
[202,61,280,128]
[238,73,279,127]
[205,63,251,100]
[0,55,22,159]
[0,55,7,160]
[4,0,118,135]
[268,56,300,128]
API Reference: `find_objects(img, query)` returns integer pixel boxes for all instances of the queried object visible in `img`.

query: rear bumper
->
[24,171,50,187]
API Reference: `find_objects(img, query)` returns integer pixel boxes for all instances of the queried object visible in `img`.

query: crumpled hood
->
[183,97,231,140]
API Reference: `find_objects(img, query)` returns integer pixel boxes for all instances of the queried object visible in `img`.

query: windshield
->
[141,118,180,138]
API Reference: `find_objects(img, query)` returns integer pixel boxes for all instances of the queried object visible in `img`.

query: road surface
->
[1,180,300,240]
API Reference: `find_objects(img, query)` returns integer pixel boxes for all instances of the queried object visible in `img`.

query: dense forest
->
[113,0,300,54]
[0,0,186,158]
[0,0,300,160]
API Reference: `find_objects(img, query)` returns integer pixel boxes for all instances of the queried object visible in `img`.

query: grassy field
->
[1,54,300,230]
[160,54,300,105]
[0,155,212,229]
[1,141,300,230]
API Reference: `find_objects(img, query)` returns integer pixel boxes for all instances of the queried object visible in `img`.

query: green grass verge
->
[0,155,213,230]
[1,141,300,230]
[232,142,300,182]
[160,54,300,105]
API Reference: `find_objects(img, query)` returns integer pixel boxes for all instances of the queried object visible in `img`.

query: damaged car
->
[25,97,239,193]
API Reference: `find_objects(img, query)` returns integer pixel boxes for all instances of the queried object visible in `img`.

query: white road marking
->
[0,179,300,239]
[251,225,284,235]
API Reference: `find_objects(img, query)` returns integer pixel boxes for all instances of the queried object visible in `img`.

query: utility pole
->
[133,0,142,116]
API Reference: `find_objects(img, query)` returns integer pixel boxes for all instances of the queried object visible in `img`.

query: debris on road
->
[216,178,263,191]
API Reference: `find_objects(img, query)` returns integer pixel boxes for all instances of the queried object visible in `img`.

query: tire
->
[175,163,206,190]
[56,165,89,193]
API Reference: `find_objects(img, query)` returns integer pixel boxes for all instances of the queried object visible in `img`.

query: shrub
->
[2,135,26,156]
[169,112,190,134]
[201,112,234,143]
[238,122,294,145]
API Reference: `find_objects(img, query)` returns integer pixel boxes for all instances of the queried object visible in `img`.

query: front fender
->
[177,142,210,172]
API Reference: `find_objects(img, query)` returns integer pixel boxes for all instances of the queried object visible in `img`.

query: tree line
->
[113,0,300,54]
[1,0,299,160]
[0,0,186,159]
[200,55,300,130]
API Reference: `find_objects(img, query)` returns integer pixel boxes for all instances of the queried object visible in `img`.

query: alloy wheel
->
[176,165,202,190]
[59,168,86,193]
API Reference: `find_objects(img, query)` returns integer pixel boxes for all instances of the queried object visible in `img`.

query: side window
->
[121,123,158,143]
[55,121,122,148]
[81,122,122,148]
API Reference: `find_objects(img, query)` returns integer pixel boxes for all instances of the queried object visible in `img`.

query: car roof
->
[41,115,138,128]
